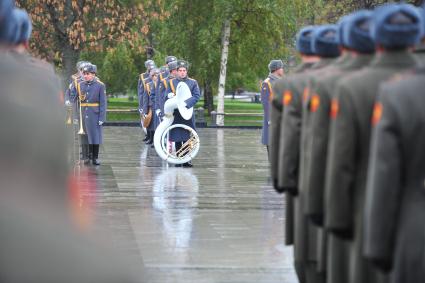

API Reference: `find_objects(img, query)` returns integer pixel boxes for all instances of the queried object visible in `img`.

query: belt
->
[81,103,99,107]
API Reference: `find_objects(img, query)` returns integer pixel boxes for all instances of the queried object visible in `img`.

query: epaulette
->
[187,77,197,82]
[96,79,105,85]
[387,69,415,84]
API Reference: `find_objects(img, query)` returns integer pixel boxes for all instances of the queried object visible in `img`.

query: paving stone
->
[79,127,298,283]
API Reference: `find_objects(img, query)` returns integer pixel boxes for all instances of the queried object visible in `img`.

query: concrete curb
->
[104,121,261,129]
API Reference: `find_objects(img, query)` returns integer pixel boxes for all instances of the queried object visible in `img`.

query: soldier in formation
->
[138,60,155,142]
[260,59,285,156]
[269,3,425,283]
[0,2,143,282]
[143,67,160,145]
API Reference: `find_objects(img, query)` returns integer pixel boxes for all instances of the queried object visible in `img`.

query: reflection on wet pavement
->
[85,127,297,283]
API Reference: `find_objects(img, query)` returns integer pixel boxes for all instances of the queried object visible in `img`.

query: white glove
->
[73,119,79,125]
[138,109,143,114]
[167,92,175,99]
[98,121,104,126]
[65,100,71,106]
[156,109,161,116]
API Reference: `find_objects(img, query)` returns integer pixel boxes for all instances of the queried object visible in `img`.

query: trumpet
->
[76,82,86,135]
[66,105,73,125]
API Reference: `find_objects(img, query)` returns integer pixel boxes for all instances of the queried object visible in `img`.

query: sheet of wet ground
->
[81,127,297,283]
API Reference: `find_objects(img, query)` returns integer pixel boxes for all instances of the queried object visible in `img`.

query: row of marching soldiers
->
[137,57,200,167]
[0,1,142,282]
[266,3,425,283]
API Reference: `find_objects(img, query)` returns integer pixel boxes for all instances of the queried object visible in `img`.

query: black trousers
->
[89,144,99,160]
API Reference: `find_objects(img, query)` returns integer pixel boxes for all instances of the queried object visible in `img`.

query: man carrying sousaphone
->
[165,60,201,167]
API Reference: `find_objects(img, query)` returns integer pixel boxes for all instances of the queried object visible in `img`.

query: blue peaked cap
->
[0,0,15,43]
[371,3,422,49]
[15,9,32,43]
[344,10,375,54]
[337,15,351,48]
[296,26,316,55]
[311,25,341,57]
[8,8,23,45]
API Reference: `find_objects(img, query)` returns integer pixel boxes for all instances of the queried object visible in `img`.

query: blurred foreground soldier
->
[165,60,201,167]
[414,7,425,65]
[71,64,107,165]
[9,8,55,74]
[304,11,375,283]
[138,60,155,142]
[0,3,141,282]
[261,59,284,153]
[269,26,318,255]
[364,69,425,283]
[280,24,339,283]
[325,4,422,283]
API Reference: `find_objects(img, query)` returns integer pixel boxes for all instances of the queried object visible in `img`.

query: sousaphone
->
[153,82,200,164]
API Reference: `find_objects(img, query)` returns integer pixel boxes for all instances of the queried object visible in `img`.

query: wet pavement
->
[81,127,297,283]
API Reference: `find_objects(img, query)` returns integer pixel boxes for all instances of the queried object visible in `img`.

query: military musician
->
[70,64,107,165]
[165,60,201,167]
[138,60,155,142]
[260,59,284,155]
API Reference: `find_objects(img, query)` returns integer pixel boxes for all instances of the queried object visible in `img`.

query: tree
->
[102,44,137,95]
[216,18,231,126]
[16,0,168,80]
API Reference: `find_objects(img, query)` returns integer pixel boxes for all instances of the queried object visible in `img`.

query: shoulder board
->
[96,79,105,85]
[387,70,415,84]
[264,78,270,83]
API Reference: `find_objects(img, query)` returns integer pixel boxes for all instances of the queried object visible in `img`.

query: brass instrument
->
[154,82,200,165]
[66,105,73,125]
[176,134,199,158]
[142,108,153,128]
[76,82,86,135]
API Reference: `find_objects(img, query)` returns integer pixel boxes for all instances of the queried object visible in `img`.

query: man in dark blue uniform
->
[157,60,179,119]
[144,68,160,145]
[139,60,155,142]
[155,56,178,120]
[71,64,107,165]
[64,61,90,163]
[261,59,284,155]
[165,60,201,167]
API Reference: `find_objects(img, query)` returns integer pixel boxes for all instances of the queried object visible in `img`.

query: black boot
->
[92,144,100,165]
[144,131,151,144]
[174,142,183,167]
[145,130,154,145]
[82,144,90,164]
[142,131,149,142]
[182,161,193,168]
